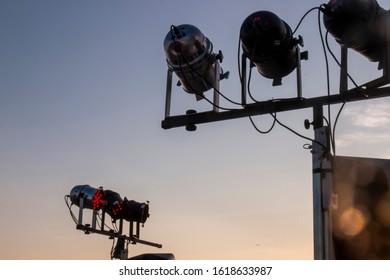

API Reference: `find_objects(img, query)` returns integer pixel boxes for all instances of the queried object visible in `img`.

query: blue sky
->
[1,0,390,259]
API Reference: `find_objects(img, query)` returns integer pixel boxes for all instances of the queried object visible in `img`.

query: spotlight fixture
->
[323,0,389,68]
[240,11,305,86]
[70,185,105,211]
[104,189,125,220]
[163,24,228,99]
[105,190,149,223]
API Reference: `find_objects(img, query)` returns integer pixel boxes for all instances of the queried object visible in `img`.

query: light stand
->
[241,37,308,105]
[75,196,162,260]
[164,56,227,131]
[310,105,335,260]
[161,42,390,262]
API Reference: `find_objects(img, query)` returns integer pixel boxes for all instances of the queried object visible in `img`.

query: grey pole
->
[311,105,334,259]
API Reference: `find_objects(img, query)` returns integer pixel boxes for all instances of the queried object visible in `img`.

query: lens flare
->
[338,207,368,237]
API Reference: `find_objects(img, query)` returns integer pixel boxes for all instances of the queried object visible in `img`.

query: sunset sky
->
[1,0,390,260]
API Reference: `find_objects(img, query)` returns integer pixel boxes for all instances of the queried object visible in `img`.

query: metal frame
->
[162,18,390,131]
[160,22,390,259]
[164,60,223,121]
[76,196,162,259]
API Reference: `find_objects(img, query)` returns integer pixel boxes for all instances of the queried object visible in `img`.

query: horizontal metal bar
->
[76,224,162,248]
[131,237,163,248]
[161,87,390,129]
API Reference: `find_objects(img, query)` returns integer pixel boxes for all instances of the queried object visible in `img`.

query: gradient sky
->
[1,0,390,260]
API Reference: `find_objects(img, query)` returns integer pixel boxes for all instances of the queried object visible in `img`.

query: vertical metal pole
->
[78,197,84,226]
[92,211,97,229]
[165,69,173,118]
[241,53,247,106]
[213,61,220,112]
[296,46,303,99]
[340,47,348,93]
[119,219,123,234]
[130,221,134,238]
[136,222,140,239]
[312,105,332,259]
[101,210,106,231]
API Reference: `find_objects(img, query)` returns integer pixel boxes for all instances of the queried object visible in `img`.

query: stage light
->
[104,190,124,220]
[123,199,149,224]
[323,0,388,67]
[70,185,105,211]
[163,24,227,98]
[240,11,301,85]
[104,190,149,223]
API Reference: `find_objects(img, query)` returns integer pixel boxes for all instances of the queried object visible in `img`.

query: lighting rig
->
[65,185,168,260]
[161,0,390,260]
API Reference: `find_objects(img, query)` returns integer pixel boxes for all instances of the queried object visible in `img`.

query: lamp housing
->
[323,0,388,66]
[104,190,124,220]
[104,190,149,223]
[163,24,218,95]
[70,185,105,211]
[240,11,299,81]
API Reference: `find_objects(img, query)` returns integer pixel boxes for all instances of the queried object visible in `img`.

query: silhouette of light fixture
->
[240,11,307,87]
[105,189,149,223]
[163,24,228,98]
[323,0,389,68]
[70,185,105,211]
[163,24,230,129]
[69,185,149,223]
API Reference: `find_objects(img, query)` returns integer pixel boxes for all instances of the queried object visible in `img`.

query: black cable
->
[271,113,328,151]
[247,63,262,103]
[96,212,115,231]
[332,102,346,155]
[238,34,243,84]
[111,219,118,232]
[64,195,78,224]
[110,238,115,260]
[324,30,363,155]
[318,5,335,155]
[325,32,359,88]
[249,115,276,134]
[292,7,321,36]
[323,22,364,155]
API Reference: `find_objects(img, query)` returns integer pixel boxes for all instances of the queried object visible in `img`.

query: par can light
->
[123,199,149,224]
[104,190,124,220]
[163,24,218,95]
[240,11,299,82]
[70,185,105,211]
[323,0,388,66]
[104,190,149,223]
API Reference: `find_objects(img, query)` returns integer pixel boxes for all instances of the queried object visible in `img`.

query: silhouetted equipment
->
[240,11,304,85]
[332,156,390,259]
[103,189,149,223]
[163,24,230,130]
[70,185,105,211]
[323,0,389,68]
[164,24,229,98]
[128,253,175,260]
[160,4,390,261]
[65,185,163,260]
[70,185,149,223]
[162,3,390,130]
